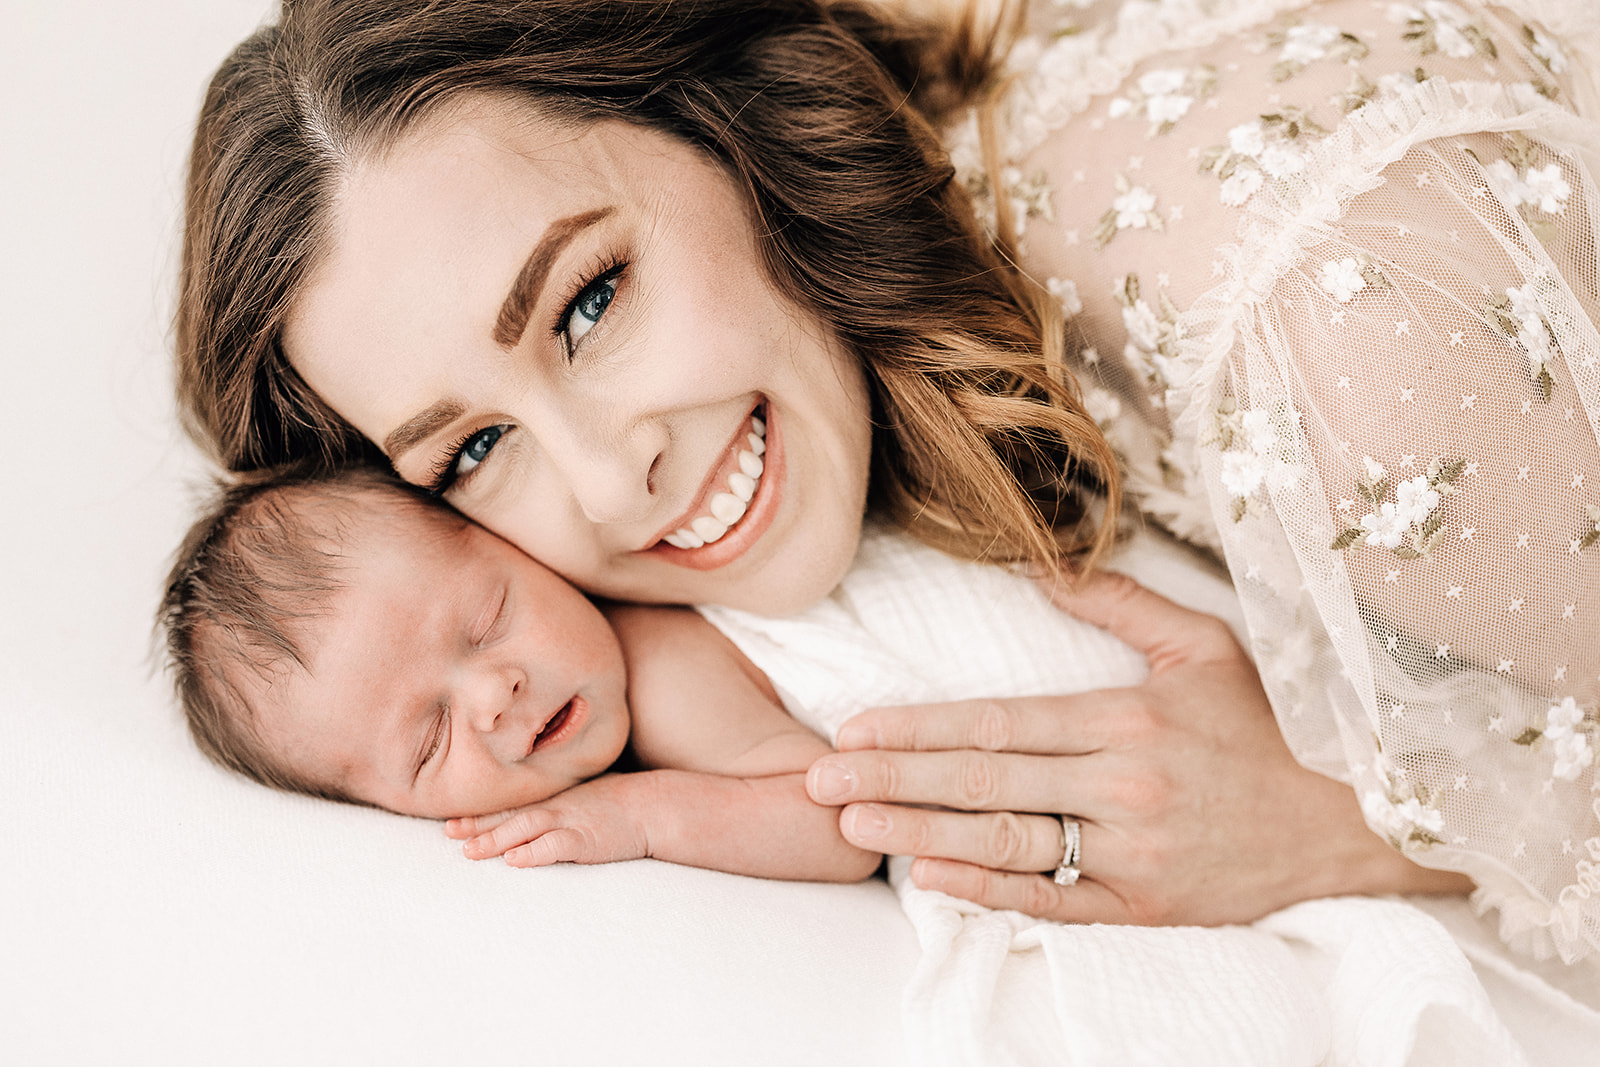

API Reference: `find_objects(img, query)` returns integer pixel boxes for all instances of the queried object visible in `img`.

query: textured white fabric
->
[956,0,1600,963]
[700,526,1579,1066]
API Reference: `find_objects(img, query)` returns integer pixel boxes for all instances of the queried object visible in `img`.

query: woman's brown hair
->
[176,0,1119,575]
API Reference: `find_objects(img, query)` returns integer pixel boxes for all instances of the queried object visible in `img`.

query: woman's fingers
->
[909,859,1130,925]
[834,692,1136,754]
[809,749,1093,812]
[840,803,1074,873]
[1038,568,1243,667]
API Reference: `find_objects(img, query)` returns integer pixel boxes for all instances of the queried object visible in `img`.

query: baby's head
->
[161,466,630,819]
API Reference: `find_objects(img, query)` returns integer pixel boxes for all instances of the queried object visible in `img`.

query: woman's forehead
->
[285,101,693,421]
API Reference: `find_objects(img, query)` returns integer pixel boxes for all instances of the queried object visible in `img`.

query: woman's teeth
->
[663,415,767,549]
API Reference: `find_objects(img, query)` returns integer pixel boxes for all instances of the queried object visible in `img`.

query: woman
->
[175,0,1598,963]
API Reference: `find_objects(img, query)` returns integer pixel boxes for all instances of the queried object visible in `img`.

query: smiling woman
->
[283,102,876,613]
[177,0,1118,615]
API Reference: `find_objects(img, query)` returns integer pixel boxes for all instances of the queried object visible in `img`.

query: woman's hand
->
[806,571,1472,925]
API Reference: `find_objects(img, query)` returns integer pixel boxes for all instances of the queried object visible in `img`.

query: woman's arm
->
[807,570,1469,923]
[449,606,881,882]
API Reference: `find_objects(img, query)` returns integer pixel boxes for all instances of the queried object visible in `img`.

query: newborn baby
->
[163,462,886,880]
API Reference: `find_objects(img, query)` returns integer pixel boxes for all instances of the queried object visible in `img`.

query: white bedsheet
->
[3,1,1595,1063]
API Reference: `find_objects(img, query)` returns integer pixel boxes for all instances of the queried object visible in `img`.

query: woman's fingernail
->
[809,761,856,802]
[846,804,892,840]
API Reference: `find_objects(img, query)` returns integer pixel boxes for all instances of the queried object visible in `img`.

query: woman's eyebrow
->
[492,206,614,349]
[385,399,466,462]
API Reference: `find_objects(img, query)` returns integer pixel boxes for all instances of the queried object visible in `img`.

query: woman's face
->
[286,95,873,614]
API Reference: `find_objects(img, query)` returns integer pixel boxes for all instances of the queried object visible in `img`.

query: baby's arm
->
[448,606,881,883]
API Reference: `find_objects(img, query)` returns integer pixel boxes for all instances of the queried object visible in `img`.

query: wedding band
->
[1053,816,1082,886]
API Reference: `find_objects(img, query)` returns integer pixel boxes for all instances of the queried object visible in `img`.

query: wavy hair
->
[176,0,1119,575]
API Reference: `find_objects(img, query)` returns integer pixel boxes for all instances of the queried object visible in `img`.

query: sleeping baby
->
[161,464,1525,1067]
[161,463,885,882]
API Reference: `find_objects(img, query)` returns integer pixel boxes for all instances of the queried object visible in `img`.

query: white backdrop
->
[5,4,1598,1065]
[0,3,920,1064]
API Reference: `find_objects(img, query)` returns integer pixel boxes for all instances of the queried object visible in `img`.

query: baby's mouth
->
[660,408,767,549]
[528,699,576,756]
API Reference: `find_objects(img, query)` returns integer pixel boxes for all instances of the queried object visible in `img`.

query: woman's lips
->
[528,697,584,756]
[649,403,783,571]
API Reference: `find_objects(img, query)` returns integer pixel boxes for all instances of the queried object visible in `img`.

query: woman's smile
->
[650,404,781,570]
[284,96,873,615]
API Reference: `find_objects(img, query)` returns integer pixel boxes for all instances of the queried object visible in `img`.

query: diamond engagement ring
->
[1053,816,1082,887]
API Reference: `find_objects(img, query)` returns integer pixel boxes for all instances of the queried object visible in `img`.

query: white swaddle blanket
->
[697,525,1546,1066]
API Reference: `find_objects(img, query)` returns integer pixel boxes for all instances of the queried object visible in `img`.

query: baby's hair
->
[159,463,465,801]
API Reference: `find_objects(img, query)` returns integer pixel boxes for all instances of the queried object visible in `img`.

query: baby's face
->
[258,508,631,819]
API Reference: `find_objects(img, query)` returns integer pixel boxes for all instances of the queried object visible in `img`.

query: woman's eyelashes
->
[422,261,626,493]
[555,262,625,358]
[428,424,509,495]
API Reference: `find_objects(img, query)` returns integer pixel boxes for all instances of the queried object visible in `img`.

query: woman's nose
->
[544,411,663,525]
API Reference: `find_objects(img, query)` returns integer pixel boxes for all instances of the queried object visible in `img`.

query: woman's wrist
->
[1307,773,1474,899]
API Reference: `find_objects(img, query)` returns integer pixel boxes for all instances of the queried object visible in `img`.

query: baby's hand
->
[443,773,651,868]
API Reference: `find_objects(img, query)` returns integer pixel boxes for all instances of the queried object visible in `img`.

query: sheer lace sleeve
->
[962,0,1600,960]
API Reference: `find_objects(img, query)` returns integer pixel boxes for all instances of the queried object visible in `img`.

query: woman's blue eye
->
[561,269,621,351]
[456,425,505,477]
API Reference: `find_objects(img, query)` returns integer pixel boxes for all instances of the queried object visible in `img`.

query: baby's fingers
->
[504,827,593,868]
[444,809,518,839]
[462,809,559,860]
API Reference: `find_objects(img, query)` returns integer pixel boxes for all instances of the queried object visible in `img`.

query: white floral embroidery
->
[1488,160,1571,215]
[1280,23,1343,65]
[1268,20,1368,80]
[1116,274,1181,400]
[1334,457,1462,556]
[1547,696,1584,734]
[1522,165,1572,215]
[1113,184,1158,229]
[1489,282,1559,400]
[1108,67,1216,136]
[1220,169,1264,207]
[1082,384,1123,427]
[1551,733,1594,781]
[1359,474,1442,548]
[1391,1,1495,61]
[1220,410,1278,498]
[1203,111,1325,207]
[1362,781,1445,847]
[1258,143,1306,179]
[1506,284,1555,370]
[1319,257,1367,303]
[1047,277,1082,317]
[1540,697,1595,781]
[1228,122,1266,157]
[1215,403,1303,519]
[1123,297,1162,352]
[1095,176,1166,248]
[1525,23,1567,73]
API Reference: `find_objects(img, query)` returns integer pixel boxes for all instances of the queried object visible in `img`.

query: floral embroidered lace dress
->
[949,0,1600,962]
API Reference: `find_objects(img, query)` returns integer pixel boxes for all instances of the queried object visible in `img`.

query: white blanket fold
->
[699,527,1593,1066]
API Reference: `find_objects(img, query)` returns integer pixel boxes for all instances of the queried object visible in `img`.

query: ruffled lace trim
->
[1156,73,1600,962]
[1164,73,1595,462]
